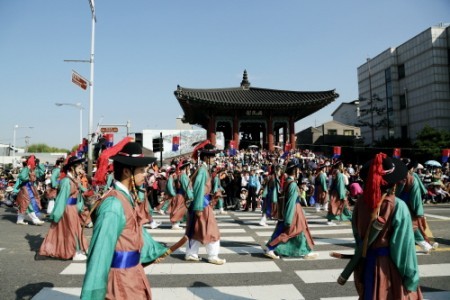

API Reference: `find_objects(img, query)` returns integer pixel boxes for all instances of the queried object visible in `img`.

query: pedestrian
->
[340,152,423,299]
[81,142,169,299]
[259,166,281,226]
[326,161,352,225]
[185,143,226,265]
[397,159,438,253]
[264,160,318,259]
[14,155,45,225]
[37,156,89,260]
[246,168,259,211]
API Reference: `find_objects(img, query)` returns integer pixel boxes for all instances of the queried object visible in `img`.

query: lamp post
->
[87,0,96,177]
[13,125,33,168]
[55,102,84,143]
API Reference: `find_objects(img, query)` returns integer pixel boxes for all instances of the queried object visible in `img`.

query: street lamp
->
[55,102,84,143]
[13,125,34,168]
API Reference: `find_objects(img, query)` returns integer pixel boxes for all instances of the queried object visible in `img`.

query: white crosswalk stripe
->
[31,209,450,300]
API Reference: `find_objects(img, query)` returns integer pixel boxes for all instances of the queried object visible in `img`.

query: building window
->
[398,64,405,79]
[400,94,407,110]
[401,125,408,139]
[343,130,354,136]
[327,129,337,135]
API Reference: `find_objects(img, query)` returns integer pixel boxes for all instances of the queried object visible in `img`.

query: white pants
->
[186,239,221,260]
[47,200,55,214]
[17,212,40,223]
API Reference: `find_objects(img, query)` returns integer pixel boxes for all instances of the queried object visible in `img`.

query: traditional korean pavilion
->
[174,70,339,151]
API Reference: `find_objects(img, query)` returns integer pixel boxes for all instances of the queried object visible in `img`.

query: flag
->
[172,136,180,152]
[229,140,237,156]
[332,146,341,159]
[392,148,401,159]
[442,149,450,163]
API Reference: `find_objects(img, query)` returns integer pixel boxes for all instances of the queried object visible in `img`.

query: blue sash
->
[26,182,41,217]
[176,189,185,195]
[364,247,390,300]
[203,194,210,207]
[67,197,77,205]
[111,250,140,268]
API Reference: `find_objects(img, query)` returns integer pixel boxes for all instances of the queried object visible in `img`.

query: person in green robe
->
[81,142,167,300]
[326,161,352,225]
[350,153,423,299]
[397,159,438,253]
[264,160,318,259]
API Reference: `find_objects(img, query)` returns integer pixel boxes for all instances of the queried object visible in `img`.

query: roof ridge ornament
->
[240,69,250,90]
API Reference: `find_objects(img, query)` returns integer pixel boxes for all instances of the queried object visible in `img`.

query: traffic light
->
[152,138,163,152]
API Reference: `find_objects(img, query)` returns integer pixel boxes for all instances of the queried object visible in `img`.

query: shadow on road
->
[15,282,54,300]
[188,281,253,300]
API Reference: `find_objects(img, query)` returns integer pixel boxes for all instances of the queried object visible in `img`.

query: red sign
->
[72,70,88,90]
[100,127,118,133]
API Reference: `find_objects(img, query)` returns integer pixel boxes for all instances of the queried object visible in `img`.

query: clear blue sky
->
[1,0,449,150]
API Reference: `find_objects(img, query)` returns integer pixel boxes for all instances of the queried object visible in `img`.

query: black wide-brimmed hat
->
[63,156,85,171]
[110,142,157,167]
[401,158,418,170]
[360,155,407,186]
[200,143,218,157]
[178,159,191,169]
[285,160,299,171]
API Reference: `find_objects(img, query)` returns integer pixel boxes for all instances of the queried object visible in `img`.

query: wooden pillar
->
[208,114,216,145]
[289,117,296,150]
[267,114,274,151]
[233,113,239,147]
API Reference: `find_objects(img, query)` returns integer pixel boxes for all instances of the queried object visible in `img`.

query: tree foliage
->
[414,125,450,159]
[27,143,70,153]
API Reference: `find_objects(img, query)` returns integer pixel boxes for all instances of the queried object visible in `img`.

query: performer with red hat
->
[185,143,226,265]
[14,155,46,225]
[340,152,423,299]
[81,141,175,299]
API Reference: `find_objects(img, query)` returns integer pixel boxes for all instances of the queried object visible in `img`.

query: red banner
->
[393,148,401,158]
[333,146,341,159]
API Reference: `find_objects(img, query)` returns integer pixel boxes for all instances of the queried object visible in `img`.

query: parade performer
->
[264,160,318,259]
[37,156,89,260]
[314,164,329,212]
[326,161,352,225]
[185,143,226,265]
[259,165,281,226]
[169,159,192,230]
[81,142,170,300]
[212,167,226,214]
[14,155,45,225]
[397,159,438,253]
[337,153,423,299]
[45,157,64,214]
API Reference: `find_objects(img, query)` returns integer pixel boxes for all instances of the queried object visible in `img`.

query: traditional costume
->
[264,161,317,259]
[185,143,226,265]
[81,142,168,300]
[169,159,192,230]
[38,156,89,260]
[314,164,329,212]
[397,159,438,253]
[45,157,63,214]
[14,155,45,225]
[259,168,280,226]
[326,162,352,225]
[348,153,423,299]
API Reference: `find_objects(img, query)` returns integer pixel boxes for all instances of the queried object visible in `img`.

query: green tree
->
[27,143,70,153]
[414,125,450,160]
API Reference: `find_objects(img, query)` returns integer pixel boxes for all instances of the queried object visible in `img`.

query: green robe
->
[81,183,167,300]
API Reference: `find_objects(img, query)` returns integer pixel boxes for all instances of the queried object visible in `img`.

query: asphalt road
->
[1,202,449,300]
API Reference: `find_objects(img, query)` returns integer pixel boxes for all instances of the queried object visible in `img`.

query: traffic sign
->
[100,127,118,133]
[72,70,88,90]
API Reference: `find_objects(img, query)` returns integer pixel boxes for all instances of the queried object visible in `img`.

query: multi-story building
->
[357,23,450,145]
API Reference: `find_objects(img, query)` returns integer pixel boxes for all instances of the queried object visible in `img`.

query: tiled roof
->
[174,84,338,126]
[174,86,338,109]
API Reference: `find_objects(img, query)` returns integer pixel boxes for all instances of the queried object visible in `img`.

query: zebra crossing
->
[31,209,450,300]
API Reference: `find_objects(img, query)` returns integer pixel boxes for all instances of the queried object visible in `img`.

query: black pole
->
[159,131,163,168]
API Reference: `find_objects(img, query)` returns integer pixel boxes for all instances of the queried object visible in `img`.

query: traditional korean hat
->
[199,143,218,157]
[178,159,191,169]
[63,156,85,172]
[360,152,407,209]
[285,160,299,171]
[110,142,157,167]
